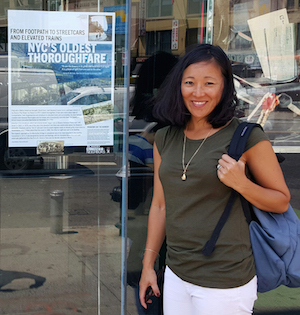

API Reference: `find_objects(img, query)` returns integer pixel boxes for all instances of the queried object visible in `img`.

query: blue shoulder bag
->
[202,122,300,293]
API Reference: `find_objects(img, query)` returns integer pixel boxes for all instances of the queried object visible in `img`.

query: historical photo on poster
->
[82,100,113,125]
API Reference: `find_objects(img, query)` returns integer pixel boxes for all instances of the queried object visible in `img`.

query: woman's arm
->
[217,140,290,213]
[139,142,166,309]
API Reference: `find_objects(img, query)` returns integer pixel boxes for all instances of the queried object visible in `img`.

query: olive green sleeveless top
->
[155,118,269,288]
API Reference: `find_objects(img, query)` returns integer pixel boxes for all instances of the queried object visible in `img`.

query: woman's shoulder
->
[217,118,269,148]
[156,125,170,136]
[155,125,181,138]
[228,117,245,129]
[155,125,182,152]
[228,117,270,149]
[228,118,267,136]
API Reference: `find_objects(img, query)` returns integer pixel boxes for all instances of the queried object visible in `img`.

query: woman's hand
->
[217,154,247,191]
[139,268,161,309]
[217,141,290,213]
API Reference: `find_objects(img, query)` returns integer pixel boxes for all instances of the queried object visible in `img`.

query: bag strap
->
[202,190,238,256]
[227,122,260,161]
[202,122,259,256]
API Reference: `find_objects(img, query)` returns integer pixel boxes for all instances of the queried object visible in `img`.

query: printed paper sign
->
[248,9,296,82]
[8,10,115,150]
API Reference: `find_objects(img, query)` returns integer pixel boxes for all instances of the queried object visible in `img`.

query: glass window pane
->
[2,0,300,313]
[188,0,201,14]
[147,0,159,17]
[187,0,207,14]
[161,0,172,16]
[1,3,128,314]
[130,0,300,313]
[287,0,295,8]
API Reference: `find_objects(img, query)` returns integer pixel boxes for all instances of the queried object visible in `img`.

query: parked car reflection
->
[65,85,134,111]
[0,65,134,171]
[65,86,110,106]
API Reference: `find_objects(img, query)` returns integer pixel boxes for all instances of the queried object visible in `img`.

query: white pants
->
[163,266,257,315]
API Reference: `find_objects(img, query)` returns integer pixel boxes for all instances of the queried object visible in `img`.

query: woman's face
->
[181,60,224,124]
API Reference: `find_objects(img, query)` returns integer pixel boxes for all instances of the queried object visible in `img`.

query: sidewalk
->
[1,223,300,314]
[254,286,300,314]
[0,225,137,314]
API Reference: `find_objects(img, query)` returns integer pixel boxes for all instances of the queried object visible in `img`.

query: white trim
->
[273,146,300,153]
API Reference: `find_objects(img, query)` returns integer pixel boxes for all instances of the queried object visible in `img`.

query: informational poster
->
[8,10,115,153]
[248,9,296,82]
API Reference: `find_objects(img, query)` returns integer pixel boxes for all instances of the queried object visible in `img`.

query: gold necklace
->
[181,128,212,181]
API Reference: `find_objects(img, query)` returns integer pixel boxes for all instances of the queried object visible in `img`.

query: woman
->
[138,44,290,315]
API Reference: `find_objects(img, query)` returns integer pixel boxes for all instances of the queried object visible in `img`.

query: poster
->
[8,10,115,152]
[248,9,296,82]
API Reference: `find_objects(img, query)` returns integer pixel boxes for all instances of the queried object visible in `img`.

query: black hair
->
[130,51,177,122]
[152,44,238,128]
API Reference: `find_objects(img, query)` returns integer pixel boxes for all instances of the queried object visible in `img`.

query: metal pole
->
[206,0,214,44]
[50,190,64,234]
[121,0,132,313]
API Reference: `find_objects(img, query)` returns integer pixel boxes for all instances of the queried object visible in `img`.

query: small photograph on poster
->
[88,15,112,41]
[82,100,113,125]
[37,141,64,154]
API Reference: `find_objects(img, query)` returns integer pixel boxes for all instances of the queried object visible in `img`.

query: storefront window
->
[128,0,300,313]
[0,1,132,313]
[2,0,300,312]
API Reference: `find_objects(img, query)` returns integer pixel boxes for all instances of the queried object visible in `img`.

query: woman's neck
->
[184,119,213,140]
[184,118,231,140]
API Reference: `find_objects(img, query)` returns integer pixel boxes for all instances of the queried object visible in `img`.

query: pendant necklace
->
[181,128,212,181]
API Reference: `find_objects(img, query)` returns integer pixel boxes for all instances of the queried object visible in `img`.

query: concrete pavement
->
[0,168,138,315]
[0,224,139,314]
